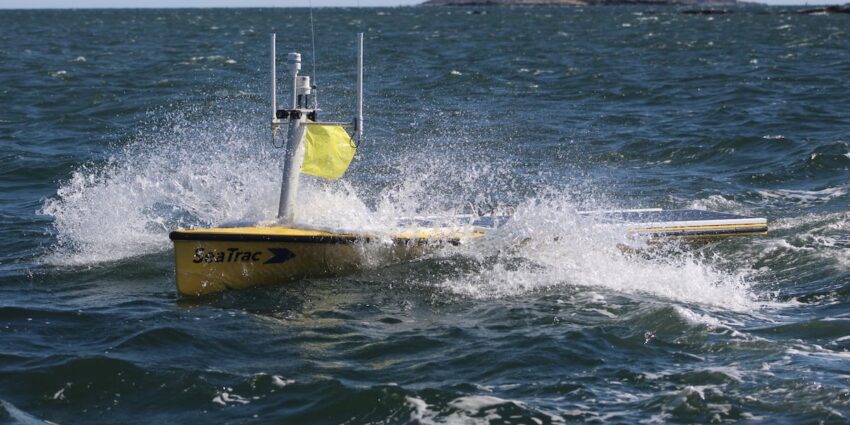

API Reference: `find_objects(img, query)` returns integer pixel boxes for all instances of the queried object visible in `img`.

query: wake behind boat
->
[168,34,767,297]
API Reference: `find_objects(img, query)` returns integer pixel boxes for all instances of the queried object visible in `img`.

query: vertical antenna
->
[271,33,277,122]
[356,32,363,140]
[309,0,318,109]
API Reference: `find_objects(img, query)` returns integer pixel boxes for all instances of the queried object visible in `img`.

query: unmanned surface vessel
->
[169,34,767,297]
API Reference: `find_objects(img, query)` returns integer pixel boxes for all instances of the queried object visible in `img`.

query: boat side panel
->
[173,239,430,297]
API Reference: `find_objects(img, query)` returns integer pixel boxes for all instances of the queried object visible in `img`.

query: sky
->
[0,0,419,7]
[0,0,846,8]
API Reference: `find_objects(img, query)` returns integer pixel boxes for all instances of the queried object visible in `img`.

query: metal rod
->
[278,116,307,222]
[291,56,299,110]
[356,32,363,140]
[271,34,277,123]
[292,73,298,110]
[304,121,354,127]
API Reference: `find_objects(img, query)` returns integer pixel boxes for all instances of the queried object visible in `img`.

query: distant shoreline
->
[0,3,848,8]
[417,1,849,13]
[420,0,741,6]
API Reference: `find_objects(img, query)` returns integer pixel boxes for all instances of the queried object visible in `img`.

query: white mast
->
[277,51,308,224]
[272,33,364,225]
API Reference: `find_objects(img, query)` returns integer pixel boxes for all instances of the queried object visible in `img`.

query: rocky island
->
[422,0,741,6]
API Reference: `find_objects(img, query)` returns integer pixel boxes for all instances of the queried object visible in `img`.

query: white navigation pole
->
[277,51,310,224]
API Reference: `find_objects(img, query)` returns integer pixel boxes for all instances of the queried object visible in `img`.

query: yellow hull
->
[170,226,478,297]
[169,210,767,297]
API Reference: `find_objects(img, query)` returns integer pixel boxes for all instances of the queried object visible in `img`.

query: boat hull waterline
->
[169,209,767,297]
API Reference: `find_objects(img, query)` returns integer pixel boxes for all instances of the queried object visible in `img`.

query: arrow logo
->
[264,248,296,264]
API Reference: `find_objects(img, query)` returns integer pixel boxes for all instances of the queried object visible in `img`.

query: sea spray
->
[39,106,281,265]
[37,103,518,266]
[39,104,760,313]
[434,194,762,312]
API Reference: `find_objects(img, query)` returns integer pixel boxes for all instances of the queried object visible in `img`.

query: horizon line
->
[0,4,843,8]
[0,1,846,9]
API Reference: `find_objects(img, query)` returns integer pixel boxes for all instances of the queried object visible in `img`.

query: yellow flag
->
[301,125,356,179]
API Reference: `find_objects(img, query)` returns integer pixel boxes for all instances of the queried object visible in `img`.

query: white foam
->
[438,197,763,312]
[702,366,745,383]
[770,211,848,232]
[52,387,66,401]
[786,344,850,361]
[271,375,294,388]
[686,195,752,216]
[212,391,250,406]
[406,395,537,425]
[752,212,850,272]
[450,395,525,413]
[672,306,724,329]
[406,396,431,423]
[757,186,848,205]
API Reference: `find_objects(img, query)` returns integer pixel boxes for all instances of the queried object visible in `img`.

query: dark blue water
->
[2,6,850,424]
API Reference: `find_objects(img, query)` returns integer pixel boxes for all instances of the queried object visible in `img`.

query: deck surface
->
[171,209,767,242]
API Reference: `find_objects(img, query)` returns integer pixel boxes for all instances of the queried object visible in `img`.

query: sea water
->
[2,6,849,423]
